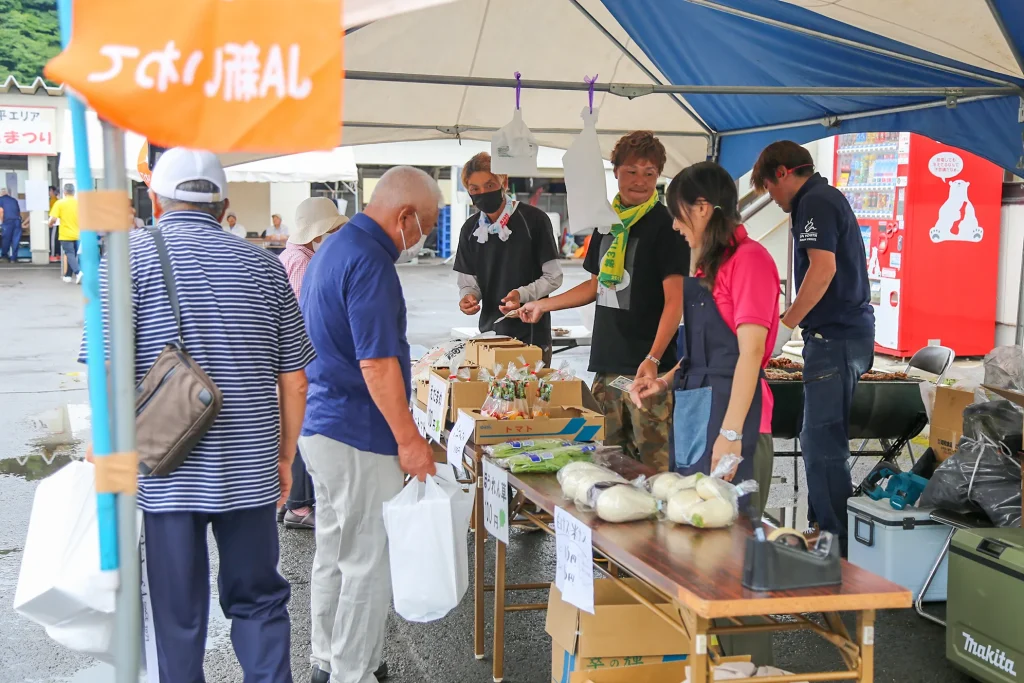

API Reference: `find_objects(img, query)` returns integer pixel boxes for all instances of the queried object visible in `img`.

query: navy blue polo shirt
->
[301,213,410,455]
[791,174,874,339]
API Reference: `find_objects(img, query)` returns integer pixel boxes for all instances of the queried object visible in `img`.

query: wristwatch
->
[719,428,742,442]
[645,354,661,367]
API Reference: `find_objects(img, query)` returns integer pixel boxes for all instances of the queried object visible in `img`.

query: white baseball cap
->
[150,148,228,203]
[290,197,348,245]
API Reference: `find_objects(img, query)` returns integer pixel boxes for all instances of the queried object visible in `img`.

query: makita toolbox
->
[847,496,949,601]
[947,528,1024,683]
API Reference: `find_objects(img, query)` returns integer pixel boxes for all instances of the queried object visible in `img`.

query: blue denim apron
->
[670,277,762,482]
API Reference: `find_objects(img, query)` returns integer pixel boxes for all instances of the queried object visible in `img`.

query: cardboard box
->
[420,367,586,422]
[547,580,688,683]
[929,386,976,461]
[464,336,518,365]
[573,661,688,683]
[469,406,604,444]
[478,343,544,372]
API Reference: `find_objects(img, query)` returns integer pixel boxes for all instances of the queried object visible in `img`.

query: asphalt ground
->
[0,262,969,683]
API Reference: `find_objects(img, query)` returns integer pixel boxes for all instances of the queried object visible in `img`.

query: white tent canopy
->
[339,0,711,175]
[223,148,359,183]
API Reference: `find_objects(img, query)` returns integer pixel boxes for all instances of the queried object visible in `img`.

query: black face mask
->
[470,189,505,214]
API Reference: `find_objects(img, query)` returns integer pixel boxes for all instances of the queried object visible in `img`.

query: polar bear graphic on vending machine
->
[930,179,983,243]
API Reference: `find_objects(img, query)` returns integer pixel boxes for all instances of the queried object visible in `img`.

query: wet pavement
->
[0,263,969,682]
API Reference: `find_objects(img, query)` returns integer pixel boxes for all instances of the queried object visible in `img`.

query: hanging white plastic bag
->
[562,106,619,235]
[383,467,475,622]
[491,108,539,176]
[14,461,141,665]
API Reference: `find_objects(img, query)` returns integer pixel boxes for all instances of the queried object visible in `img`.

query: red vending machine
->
[833,132,1002,357]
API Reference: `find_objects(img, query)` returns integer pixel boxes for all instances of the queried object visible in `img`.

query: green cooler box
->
[947,528,1024,683]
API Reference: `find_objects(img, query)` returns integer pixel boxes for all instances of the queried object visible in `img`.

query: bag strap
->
[146,227,185,346]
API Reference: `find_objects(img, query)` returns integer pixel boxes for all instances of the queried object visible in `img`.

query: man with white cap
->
[79,148,315,682]
[278,196,348,529]
[300,166,439,683]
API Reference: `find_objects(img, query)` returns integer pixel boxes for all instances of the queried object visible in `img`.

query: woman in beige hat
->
[278,196,349,528]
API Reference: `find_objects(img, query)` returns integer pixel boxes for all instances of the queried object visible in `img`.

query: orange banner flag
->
[46,0,342,154]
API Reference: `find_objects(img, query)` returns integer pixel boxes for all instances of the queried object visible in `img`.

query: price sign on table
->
[482,459,509,544]
[554,506,594,614]
[411,402,428,438]
[447,411,475,474]
[425,374,448,443]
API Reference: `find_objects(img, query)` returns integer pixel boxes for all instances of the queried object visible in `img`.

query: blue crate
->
[436,206,452,259]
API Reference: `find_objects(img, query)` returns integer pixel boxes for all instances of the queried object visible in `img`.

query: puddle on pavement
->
[2,403,93,480]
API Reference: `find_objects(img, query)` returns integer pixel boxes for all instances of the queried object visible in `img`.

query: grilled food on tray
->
[765,369,802,381]
[767,357,803,370]
[860,371,910,381]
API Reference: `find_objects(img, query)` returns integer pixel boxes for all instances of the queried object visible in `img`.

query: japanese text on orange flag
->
[45,0,341,154]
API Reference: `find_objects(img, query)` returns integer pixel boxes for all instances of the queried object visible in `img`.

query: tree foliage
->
[0,0,61,84]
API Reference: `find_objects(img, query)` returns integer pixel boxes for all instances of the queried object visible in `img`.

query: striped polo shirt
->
[79,210,315,513]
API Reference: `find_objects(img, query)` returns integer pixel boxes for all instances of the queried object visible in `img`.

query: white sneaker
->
[75,273,83,285]
[62,276,72,283]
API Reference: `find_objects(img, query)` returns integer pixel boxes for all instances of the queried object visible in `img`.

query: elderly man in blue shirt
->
[299,165,440,683]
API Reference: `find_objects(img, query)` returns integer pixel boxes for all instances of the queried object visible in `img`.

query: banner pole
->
[100,120,142,682]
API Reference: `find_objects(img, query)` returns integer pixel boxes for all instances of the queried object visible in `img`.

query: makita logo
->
[962,632,1017,676]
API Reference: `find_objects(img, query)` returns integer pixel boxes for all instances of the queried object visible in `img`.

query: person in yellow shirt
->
[49,184,81,284]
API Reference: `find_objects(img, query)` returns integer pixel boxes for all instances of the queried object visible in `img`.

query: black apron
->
[670,277,763,482]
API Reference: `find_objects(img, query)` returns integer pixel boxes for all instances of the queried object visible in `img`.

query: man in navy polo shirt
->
[752,140,875,555]
[299,166,440,683]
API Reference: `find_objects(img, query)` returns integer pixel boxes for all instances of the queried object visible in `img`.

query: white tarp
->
[782,0,1023,79]
[224,148,359,183]
[339,0,712,175]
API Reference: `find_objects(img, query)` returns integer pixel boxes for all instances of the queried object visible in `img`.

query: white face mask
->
[396,212,427,264]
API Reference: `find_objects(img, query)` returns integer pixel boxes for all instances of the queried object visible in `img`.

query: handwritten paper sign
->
[555,506,594,614]
[447,411,475,471]
[482,459,509,544]
[411,402,428,438]
[425,374,448,443]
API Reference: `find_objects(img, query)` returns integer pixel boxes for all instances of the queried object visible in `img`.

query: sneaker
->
[310,666,329,683]
[75,272,83,285]
[375,662,389,680]
[62,276,72,283]
[284,508,315,530]
[277,506,287,524]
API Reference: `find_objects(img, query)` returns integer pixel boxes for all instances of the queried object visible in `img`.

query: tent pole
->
[679,0,1023,91]
[984,0,1024,77]
[342,121,732,138]
[102,120,141,683]
[344,71,1014,97]
[1016,243,1024,346]
[566,0,713,136]
[718,94,1007,137]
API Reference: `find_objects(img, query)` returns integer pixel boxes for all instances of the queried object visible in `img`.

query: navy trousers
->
[1,221,21,261]
[143,504,293,683]
[800,335,874,551]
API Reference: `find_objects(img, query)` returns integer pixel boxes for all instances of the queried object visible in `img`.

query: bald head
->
[369,166,443,213]
[365,166,443,259]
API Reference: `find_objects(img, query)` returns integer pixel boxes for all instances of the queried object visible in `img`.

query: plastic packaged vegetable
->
[558,463,623,501]
[483,439,574,458]
[664,455,758,528]
[590,482,659,523]
[648,472,706,501]
[494,449,594,474]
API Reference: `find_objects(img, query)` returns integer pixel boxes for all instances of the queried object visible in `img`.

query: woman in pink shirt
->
[632,161,780,513]
[278,197,348,529]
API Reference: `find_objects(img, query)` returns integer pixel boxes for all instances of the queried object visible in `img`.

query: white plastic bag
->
[491,108,539,176]
[383,468,474,622]
[562,106,619,235]
[14,461,140,664]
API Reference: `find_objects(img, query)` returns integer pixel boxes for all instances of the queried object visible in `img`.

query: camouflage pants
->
[591,373,672,472]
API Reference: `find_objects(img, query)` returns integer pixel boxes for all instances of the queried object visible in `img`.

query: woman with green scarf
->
[520,131,689,471]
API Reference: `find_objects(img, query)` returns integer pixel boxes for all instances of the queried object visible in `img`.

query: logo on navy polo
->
[800,217,817,242]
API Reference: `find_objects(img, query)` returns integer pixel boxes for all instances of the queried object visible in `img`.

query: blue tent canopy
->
[600,0,1024,177]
